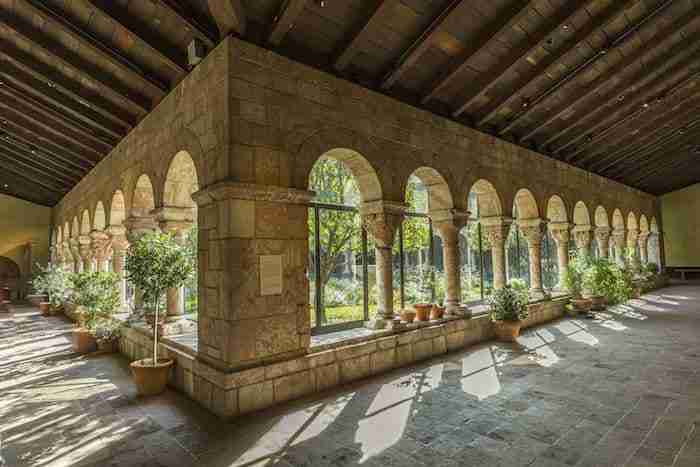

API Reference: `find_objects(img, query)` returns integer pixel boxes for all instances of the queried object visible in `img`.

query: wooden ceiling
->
[0,0,698,206]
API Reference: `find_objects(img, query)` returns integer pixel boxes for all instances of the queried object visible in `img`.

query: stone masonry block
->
[370,349,396,375]
[339,354,370,382]
[413,339,433,362]
[239,381,274,414]
[273,370,316,404]
[314,363,340,391]
[446,331,466,352]
[336,341,377,361]
[396,344,414,367]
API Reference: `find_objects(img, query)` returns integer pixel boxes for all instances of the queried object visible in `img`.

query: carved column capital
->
[612,229,627,248]
[106,225,130,252]
[518,218,545,246]
[480,216,512,246]
[77,235,93,261]
[572,225,592,250]
[90,230,113,263]
[595,226,612,244]
[360,201,406,248]
[548,222,571,245]
[432,209,470,243]
[124,216,157,243]
[637,231,650,247]
[626,228,639,248]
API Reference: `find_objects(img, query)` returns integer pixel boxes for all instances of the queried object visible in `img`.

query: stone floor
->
[3,286,700,467]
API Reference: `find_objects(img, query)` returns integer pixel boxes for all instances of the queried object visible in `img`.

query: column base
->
[529,289,547,301]
[446,305,471,318]
[160,316,197,336]
[364,317,400,330]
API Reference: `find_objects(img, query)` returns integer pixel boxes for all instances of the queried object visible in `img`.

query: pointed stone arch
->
[573,201,591,226]
[594,206,609,227]
[513,189,539,220]
[639,215,649,233]
[163,150,200,209]
[612,209,625,230]
[80,210,91,235]
[650,217,659,233]
[468,179,502,218]
[64,221,71,240]
[72,217,80,238]
[131,174,156,218]
[546,195,568,222]
[627,211,638,231]
[109,190,126,226]
[93,201,106,231]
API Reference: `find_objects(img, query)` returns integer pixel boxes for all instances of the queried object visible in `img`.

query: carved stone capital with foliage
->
[518,218,545,247]
[572,225,592,250]
[432,209,470,243]
[480,216,512,247]
[548,222,571,245]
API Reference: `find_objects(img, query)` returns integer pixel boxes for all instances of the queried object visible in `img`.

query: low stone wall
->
[120,298,565,419]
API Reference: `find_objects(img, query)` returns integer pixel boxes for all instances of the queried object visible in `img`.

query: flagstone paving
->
[3,285,700,466]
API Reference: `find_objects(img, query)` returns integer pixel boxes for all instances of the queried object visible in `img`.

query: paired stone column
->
[62,241,74,272]
[612,229,626,266]
[595,227,612,259]
[519,218,546,300]
[638,232,650,265]
[90,230,112,272]
[191,181,315,372]
[572,225,592,257]
[107,225,129,311]
[548,222,571,291]
[432,209,470,316]
[481,216,512,291]
[627,228,640,272]
[124,216,158,312]
[154,207,196,336]
[360,200,405,329]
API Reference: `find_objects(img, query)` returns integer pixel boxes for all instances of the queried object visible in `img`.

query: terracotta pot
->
[414,303,432,322]
[39,302,51,316]
[73,328,97,354]
[130,358,174,396]
[571,298,592,312]
[97,339,119,353]
[494,320,521,342]
[430,305,445,321]
[400,309,416,323]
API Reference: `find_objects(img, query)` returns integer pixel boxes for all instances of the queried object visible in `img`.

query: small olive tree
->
[125,231,193,366]
[32,262,71,309]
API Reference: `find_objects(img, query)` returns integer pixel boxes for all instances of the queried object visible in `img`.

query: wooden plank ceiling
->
[0,0,698,205]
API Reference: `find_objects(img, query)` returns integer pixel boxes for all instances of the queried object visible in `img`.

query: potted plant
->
[71,271,121,354]
[583,258,615,312]
[400,308,416,323]
[31,263,71,316]
[91,318,122,353]
[489,285,529,342]
[125,231,192,397]
[430,301,445,320]
[563,255,591,312]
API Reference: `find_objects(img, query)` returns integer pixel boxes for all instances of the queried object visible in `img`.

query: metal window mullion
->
[478,223,485,300]
[428,218,435,303]
[314,206,323,327]
[399,222,405,309]
[362,228,369,321]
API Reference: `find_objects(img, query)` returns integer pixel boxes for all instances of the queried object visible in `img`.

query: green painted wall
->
[0,194,51,297]
[661,183,700,267]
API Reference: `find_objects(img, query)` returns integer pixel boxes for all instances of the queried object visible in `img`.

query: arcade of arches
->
[45,37,665,420]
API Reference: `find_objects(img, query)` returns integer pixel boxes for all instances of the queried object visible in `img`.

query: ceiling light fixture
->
[522,99,530,109]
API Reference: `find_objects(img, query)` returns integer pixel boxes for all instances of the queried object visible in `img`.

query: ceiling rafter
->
[85,0,188,75]
[0,156,67,194]
[643,160,700,193]
[403,0,532,98]
[0,147,75,187]
[207,0,246,38]
[498,0,679,138]
[156,0,217,48]
[335,0,399,72]
[0,139,84,181]
[627,147,700,186]
[551,40,700,154]
[463,0,598,123]
[269,0,308,47]
[19,0,168,94]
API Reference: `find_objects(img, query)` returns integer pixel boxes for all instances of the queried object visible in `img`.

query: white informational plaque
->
[259,255,283,295]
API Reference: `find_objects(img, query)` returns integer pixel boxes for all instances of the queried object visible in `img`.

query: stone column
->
[519,218,545,300]
[107,225,129,312]
[612,229,626,266]
[191,181,315,372]
[90,230,112,272]
[627,228,640,272]
[433,209,470,316]
[638,232,650,265]
[548,222,571,291]
[595,227,612,259]
[62,241,74,272]
[573,225,592,257]
[124,216,157,312]
[78,236,94,272]
[70,239,81,272]
[481,216,512,291]
[360,200,405,329]
[154,207,196,336]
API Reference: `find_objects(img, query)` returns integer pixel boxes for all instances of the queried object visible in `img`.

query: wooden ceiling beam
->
[642,162,700,194]
[552,40,700,154]
[412,0,531,99]
[0,148,75,187]
[20,0,168,94]
[85,0,188,75]
[0,156,68,194]
[269,0,308,47]
[464,0,597,123]
[157,0,217,48]
[0,139,84,182]
[335,0,398,71]
[0,19,149,116]
[499,0,679,137]
[0,119,94,172]
[0,101,104,161]
[627,150,700,186]
[207,0,246,39]
[0,83,115,150]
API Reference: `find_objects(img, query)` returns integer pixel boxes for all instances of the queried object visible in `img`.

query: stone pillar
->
[433,209,470,316]
[78,235,94,272]
[124,216,157,312]
[90,230,112,272]
[612,229,626,266]
[360,200,405,329]
[481,216,512,291]
[548,222,571,291]
[62,241,74,272]
[595,227,612,259]
[70,239,81,272]
[191,181,315,372]
[107,225,129,312]
[638,232,650,265]
[627,228,640,272]
[573,225,592,257]
[519,218,545,300]
[154,207,196,336]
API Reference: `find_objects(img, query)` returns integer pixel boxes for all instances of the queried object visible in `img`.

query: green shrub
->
[489,285,529,322]
[71,271,121,328]
[508,278,529,297]
[645,262,659,274]
[583,258,616,298]
[563,254,589,298]
[32,263,71,308]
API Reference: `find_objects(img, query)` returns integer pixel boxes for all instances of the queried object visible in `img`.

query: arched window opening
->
[542,228,558,291]
[506,204,531,287]
[460,192,490,302]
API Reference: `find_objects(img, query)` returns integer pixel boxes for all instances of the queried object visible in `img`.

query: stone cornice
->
[192,181,315,206]
[358,199,408,216]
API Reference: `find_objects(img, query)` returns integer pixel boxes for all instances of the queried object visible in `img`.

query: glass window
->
[506,218,530,286]
[184,226,198,317]
[542,229,558,291]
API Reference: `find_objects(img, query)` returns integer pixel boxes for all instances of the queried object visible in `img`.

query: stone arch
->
[163,150,200,209]
[594,206,609,227]
[627,211,638,231]
[72,217,79,238]
[612,209,625,230]
[650,217,659,233]
[406,167,454,215]
[56,226,62,245]
[512,189,539,220]
[546,195,568,222]
[109,190,126,226]
[131,174,156,217]
[573,201,591,226]
[639,215,649,233]
[93,201,106,231]
[64,221,71,240]
[80,210,91,235]
[469,179,502,218]
[308,148,382,204]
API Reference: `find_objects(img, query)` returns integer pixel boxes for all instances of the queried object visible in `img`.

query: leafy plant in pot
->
[91,318,122,353]
[125,231,192,397]
[583,258,616,312]
[563,254,591,313]
[31,262,71,316]
[489,285,529,342]
[71,271,121,353]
